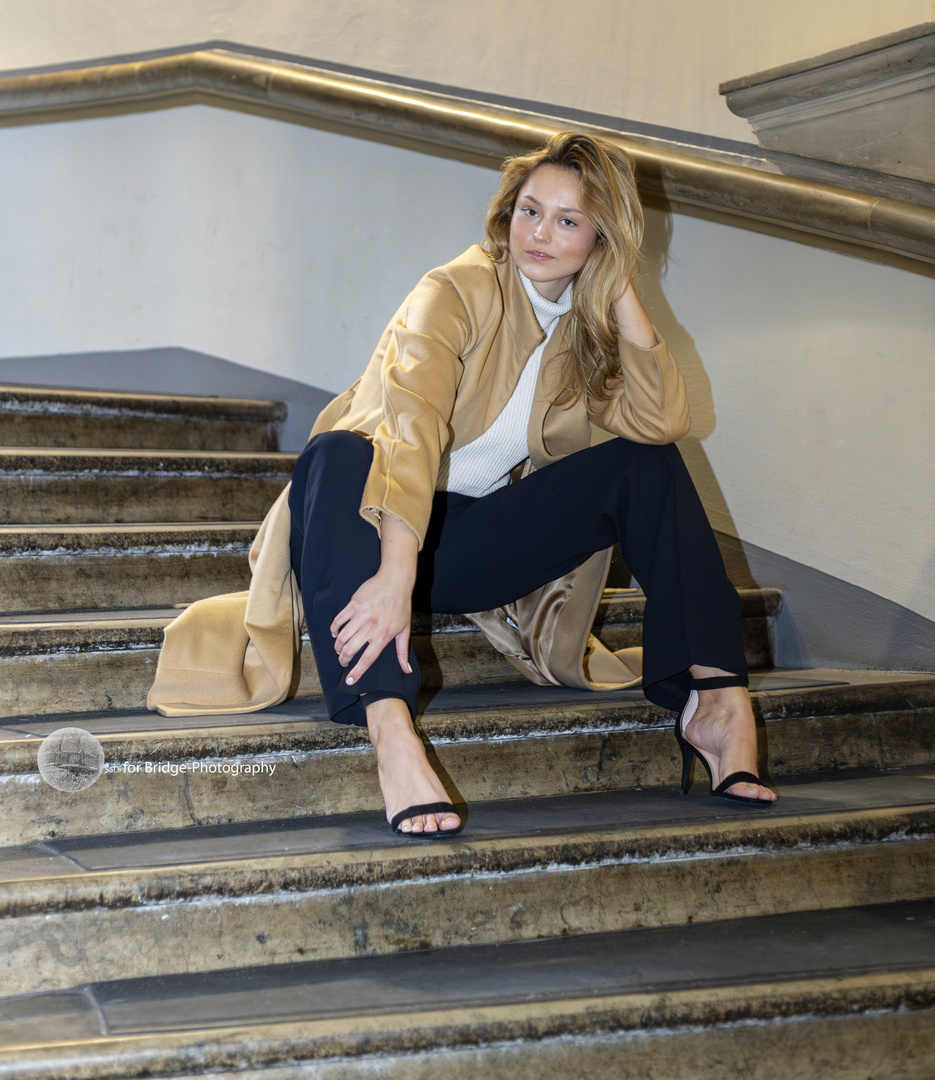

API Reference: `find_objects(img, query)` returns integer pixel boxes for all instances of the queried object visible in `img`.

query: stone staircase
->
[1,384,934,1078]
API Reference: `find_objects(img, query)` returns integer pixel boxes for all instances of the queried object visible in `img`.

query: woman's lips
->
[526,250,553,261]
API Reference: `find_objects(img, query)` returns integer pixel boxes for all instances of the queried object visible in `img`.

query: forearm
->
[592,286,691,442]
[377,514,419,593]
[613,281,658,349]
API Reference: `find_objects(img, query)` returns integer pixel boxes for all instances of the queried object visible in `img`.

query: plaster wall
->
[0,107,491,395]
[0,103,932,629]
[0,2,932,645]
[0,0,931,144]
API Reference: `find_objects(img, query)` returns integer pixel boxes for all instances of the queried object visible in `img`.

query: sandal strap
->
[692,674,749,691]
[712,770,763,796]
[390,802,458,833]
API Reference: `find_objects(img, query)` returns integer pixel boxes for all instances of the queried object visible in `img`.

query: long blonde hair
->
[484,131,644,406]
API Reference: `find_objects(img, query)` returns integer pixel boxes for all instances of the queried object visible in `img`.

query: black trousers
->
[288,430,746,727]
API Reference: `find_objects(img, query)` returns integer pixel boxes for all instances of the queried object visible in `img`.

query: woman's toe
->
[728,781,775,801]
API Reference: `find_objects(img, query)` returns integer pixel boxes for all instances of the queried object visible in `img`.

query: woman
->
[286,131,777,837]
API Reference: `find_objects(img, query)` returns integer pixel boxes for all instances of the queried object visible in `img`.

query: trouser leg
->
[289,432,744,723]
[288,431,420,727]
[414,437,745,712]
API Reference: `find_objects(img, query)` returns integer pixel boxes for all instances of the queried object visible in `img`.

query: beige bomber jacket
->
[148,245,690,717]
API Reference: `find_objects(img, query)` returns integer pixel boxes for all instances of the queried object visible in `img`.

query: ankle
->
[690,666,748,690]
[366,697,415,749]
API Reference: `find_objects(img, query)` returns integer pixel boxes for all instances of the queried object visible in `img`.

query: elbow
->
[644,402,691,444]
[669,408,692,442]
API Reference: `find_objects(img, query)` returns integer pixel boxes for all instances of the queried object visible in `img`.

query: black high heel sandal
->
[674,675,774,807]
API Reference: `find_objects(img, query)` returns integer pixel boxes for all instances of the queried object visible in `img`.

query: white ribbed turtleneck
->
[441,270,572,498]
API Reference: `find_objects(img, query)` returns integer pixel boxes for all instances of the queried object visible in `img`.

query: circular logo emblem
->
[37,727,105,792]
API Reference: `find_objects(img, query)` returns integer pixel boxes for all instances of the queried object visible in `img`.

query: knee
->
[597,436,681,482]
[307,429,372,465]
[290,431,374,519]
[295,430,373,481]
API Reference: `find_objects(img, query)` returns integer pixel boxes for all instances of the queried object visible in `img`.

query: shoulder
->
[416,245,504,308]
[397,246,508,342]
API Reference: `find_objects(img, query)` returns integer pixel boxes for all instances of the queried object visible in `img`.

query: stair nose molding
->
[0,385,285,452]
[721,23,935,187]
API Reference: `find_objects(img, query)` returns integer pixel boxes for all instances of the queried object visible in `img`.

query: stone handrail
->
[2,45,933,268]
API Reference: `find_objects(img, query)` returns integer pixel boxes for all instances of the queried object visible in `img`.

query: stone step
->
[0,524,257,613]
[0,448,296,525]
[2,899,933,1078]
[2,671,932,845]
[0,526,780,623]
[0,384,285,451]
[1,769,933,997]
[0,588,780,715]
[0,521,783,627]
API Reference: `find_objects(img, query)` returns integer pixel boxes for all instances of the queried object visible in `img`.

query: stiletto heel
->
[674,690,698,795]
[674,676,774,808]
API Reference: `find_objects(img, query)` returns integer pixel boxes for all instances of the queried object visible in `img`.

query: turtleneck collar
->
[518,268,573,330]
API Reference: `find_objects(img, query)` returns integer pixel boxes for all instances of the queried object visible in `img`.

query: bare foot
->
[683,668,777,803]
[365,698,463,834]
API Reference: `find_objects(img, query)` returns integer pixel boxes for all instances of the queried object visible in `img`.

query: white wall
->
[641,210,935,622]
[0,1,933,636]
[1,0,931,144]
[0,107,492,393]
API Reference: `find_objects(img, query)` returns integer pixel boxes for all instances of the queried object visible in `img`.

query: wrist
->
[375,561,416,593]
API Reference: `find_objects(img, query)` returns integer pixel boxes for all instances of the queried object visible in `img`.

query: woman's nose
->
[533,218,550,243]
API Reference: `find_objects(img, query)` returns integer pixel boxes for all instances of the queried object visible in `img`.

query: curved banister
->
[2,45,933,268]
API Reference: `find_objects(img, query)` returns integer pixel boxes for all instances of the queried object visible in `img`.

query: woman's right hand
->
[330,514,419,687]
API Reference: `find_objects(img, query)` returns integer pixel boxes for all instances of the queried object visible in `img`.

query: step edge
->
[0,964,932,1075]
[1,803,932,918]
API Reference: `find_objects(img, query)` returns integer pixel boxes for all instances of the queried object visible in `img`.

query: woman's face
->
[508,164,599,302]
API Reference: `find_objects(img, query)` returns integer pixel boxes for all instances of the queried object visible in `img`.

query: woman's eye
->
[561,217,578,227]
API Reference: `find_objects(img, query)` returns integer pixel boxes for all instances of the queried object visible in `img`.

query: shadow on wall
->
[722,534,935,673]
[0,348,335,452]
[637,196,935,674]
[639,194,756,583]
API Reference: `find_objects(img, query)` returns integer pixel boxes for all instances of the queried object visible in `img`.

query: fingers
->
[331,610,385,685]
[395,628,413,675]
[344,640,384,687]
[330,604,412,687]
[344,630,412,687]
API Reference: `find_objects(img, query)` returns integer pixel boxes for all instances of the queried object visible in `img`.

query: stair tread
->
[1,668,930,739]
[3,671,931,850]
[0,522,260,542]
[0,384,287,417]
[0,587,783,648]
[0,587,771,624]
[2,899,933,1054]
[2,766,932,888]
[0,447,295,464]
[0,607,182,628]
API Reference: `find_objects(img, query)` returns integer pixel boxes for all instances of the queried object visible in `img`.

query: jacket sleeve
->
[360,265,483,546]
[587,333,691,444]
